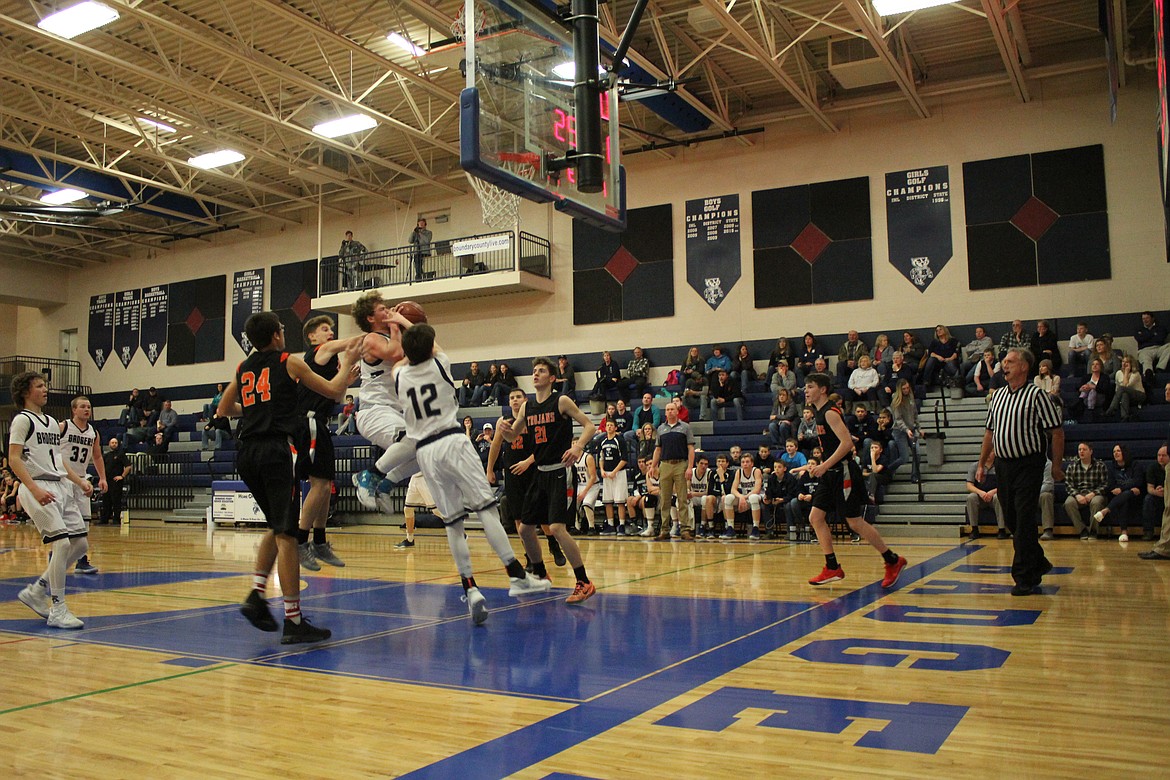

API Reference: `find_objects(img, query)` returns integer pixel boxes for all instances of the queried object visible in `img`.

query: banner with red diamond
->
[570,205,674,325]
[232,269,265,355]
[886,166,952,292]
[167,275,225,366]
[113,289,141,368]
[964,144,1110,289]
[271,259,329,352]
[139,285,168,365]
[686,194,740,310]
[87,293,114,371]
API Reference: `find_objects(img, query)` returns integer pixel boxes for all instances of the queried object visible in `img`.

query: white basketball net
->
[450,2,489,41]
[465,156,536,229]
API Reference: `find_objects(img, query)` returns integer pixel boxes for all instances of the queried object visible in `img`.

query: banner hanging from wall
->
[113,289,142,368]
[139,285,168,365]
[87,294,115,370]
[885,165,952,292]
[231,269,265,355]
[685,194,740,310]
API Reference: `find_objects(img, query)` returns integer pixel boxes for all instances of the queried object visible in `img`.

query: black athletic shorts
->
[503,469,533,524]
[811,459,867,519]
[294,415,335,481]
[237,435,299,535]
[521,467,573,526]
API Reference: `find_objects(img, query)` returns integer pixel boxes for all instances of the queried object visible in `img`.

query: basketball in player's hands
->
[395,300,427,324]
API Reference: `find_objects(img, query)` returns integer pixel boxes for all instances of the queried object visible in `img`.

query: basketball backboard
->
[446,0,626,230]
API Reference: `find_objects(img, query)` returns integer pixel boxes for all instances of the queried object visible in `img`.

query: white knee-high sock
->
[43,537,70,600]
[65,537,89,567]
[444,520,474,578]
[477,506,518,566]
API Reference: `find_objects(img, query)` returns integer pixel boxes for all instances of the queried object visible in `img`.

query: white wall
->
[34,70,1170,397]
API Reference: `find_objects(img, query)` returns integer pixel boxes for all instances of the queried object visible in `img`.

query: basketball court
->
[2,524,1164,777]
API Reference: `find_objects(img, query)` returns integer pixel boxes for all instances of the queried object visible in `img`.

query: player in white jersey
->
[575,443,600,534]
[60,396,107,574]
[394,321,549,625]
[349,292,421,510]
[8,372,94,629]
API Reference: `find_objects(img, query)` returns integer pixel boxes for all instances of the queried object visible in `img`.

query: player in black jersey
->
[486,387,566,566]
[500,356,598,604]
[295,315,360,571]
[220,312,359,644]
[803,373,907,588]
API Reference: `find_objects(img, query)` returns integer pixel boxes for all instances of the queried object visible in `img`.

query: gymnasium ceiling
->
[0,0,1151,269]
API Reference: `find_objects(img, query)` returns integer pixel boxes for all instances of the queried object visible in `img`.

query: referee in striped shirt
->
[977,348,1065,596]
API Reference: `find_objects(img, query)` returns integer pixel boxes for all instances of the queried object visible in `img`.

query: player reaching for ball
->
[391,321,551,625]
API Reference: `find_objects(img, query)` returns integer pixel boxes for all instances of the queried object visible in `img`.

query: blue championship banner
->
[231,269,265,354]
[886,166,951,292]
[140,285,168,365]
[686,194,740,310]
[113,289,141,368]
[87,293,115,370]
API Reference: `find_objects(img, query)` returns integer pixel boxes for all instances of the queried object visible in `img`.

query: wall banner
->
[886,166,951,292]
[685,194,740,310]
[231,269,265,355]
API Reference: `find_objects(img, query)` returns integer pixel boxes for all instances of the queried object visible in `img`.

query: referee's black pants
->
[997,452,1050,586]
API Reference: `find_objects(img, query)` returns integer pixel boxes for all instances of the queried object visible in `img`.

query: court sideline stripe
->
[0,663,237,717]
[399,544,977,779]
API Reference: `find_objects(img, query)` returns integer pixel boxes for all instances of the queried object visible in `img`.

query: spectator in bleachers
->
[754,443,776,475]
[708,369,744,421]
[863,441,895,505]
[731,344,757,391]
[336,395,356,435]
[836,330,869,385]
[796,406,818,454]
[1142,445,1168,542]
[922,324,961,389]
[1069,358,1112,421]
[633,392,662,432]
[797,333,821,379]
[122,418,150,450]
[769,359,798,397]
[457,361,485,407]
[890,379,921,483]
[1068,322,1095,375]
[671,394,690,422]
[682,370,705,419]
[461,415,475,440]
[1094,336,1123,376]
[869,409,900,472]
[882,351,916,403]
[785,457,820,537]
[967,348,1000,398]
[766,387,798,446]
[489,362,520,405]
[1093,444,1144,542]
[871,334,894,378]
[554,355,575,397]
[813,357,835,391]
[201,413,232,451]
[478,363,500,406]
[1135,311,1170,380]
[338,230,367,289]
[779,438,808,473]
[158,399,178,442]
[704,345,732,389]
[847,355,881,404]
[900,331,926,368]
[681,346,704,378]
[634,422,657,463]
[966,453,1008,540]
[728,452,765,539]
[140,387,162,426]
[118,387,144,426]
[474,422,494,466]
[612,399,634,436]
[1063,441,1109,540]
[764,460,799,534]
[1034,359,1063,410]
[1039,457,1057,540]
[1107,355,1146,422]
[958,326,993,382]
[848,405,877,454]
[999,319,1033,360]
[148,427,169,466]
[624,347,650,398]
[1033,319,1062,372]
[766,338,798,385]
[202,383,225,421]
[591,350,623,400]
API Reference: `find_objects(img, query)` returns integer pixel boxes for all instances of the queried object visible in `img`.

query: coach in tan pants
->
[651,401,696,541]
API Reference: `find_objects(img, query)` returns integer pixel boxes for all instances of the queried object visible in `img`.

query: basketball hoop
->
[466,152,540,229]
[450,2,489,41]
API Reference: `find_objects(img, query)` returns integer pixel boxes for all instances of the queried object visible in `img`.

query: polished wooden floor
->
[1,520,1167,779]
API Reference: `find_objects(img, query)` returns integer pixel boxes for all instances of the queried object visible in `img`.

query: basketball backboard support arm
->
[569,0,603,193]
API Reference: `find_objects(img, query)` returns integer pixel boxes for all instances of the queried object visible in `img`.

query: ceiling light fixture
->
[387,32,426,57]
[872,0,953,15]
[312,114,378,138]
[37,1,119,39]
[187,150,245,169]
[137,117,176,133]
[40,188,87,205]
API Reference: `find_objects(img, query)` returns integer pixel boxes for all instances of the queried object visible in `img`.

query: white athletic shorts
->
[20,480,85,543]
[602,471,628,503]
[578,482,601,509]
[69,481,92,520]
[415,433,496,524]
[357,406,420,482]
[404,472,436,510]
